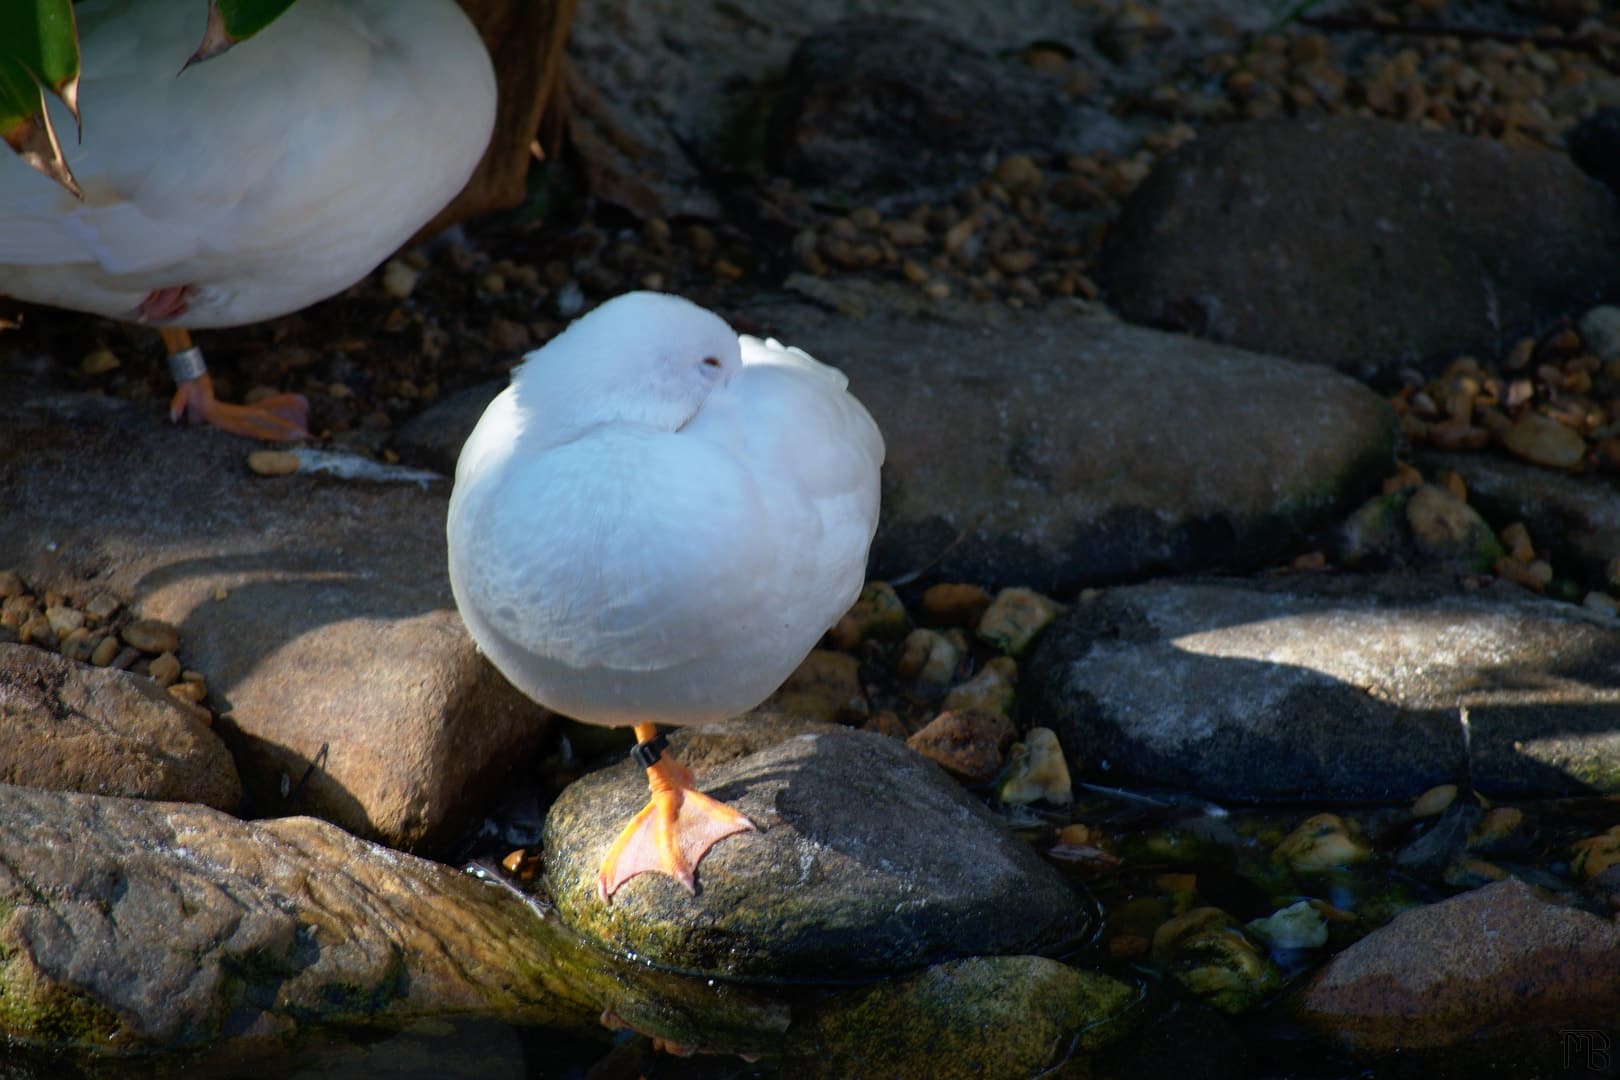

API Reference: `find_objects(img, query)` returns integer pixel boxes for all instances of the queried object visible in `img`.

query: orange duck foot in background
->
[160,325,310,441]
[596,724,756,904]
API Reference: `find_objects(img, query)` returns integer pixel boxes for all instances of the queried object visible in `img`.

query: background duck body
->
[448,292,884,899]
[0,0,495,436]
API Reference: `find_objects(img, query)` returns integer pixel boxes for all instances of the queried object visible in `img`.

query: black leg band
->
[630,732,670,769]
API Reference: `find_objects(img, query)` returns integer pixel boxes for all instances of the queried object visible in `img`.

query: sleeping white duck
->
[0,0,496,440]
[448,292,885,902]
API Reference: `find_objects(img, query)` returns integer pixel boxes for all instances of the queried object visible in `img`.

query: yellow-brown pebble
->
[844,581,910,642]
[942,657,1017,716]
[89,635,122,667]
[248,450,301,477]
[146,651,182,688]
[998,728,1072,804]
[1570,826,1620,880]
[894,628,961,684]
[906,709,1016,784]
[1274,813,1371,872]
[122,618,180,655]
[976,587,1064,656]
[919,582,993,627]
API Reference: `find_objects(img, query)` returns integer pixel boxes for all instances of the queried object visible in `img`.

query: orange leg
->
[596,723,756,903]
[161,326,310,442]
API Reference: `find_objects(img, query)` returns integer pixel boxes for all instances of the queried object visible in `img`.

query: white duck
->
[448,292,885,902]
[0,0,495,440]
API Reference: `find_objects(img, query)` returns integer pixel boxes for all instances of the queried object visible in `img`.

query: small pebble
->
[1502,413,1587,468]
[80,347,120,376]
[248,450,301,477]
[942,657,1017,716]
[1274,813,1371,872]
[45,605,85,637]
[907,710,1016,784]
[1571,826,1620,880]
[919,582,993,627]
[380,259,419,300]
[1245,900,1328,951]
[0,570,23,598]
[844,581,910,642]
[146,651,182,687]
[976,587,1063,656]
[1411,784,1457,817]
[768,649,865,724]
[894,628,961,684]
[89,635,121,667]
[997,727,1072,804]
[122,618,180,655]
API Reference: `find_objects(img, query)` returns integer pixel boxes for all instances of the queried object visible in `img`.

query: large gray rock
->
[1101,117,1620,375]
[1296,878,1620,1050]
[0,643,240,811]
[0,387,551,854]
[542,717,1087,979]
[746,295,1395,591]
[1025,575,1620,800]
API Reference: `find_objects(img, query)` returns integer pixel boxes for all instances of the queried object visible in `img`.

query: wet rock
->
[0,644,240,811]
[0,389,552,854]
[906,709,1015,783]
[1151,907,1281,1014]
[741,294,1394,592]
[542,718,1087,979]
[1296,878,1620,1049]
[1571,825,1620,880]
[0,783,605,1053]
[1274,814,1371,873]
[1102,117,1620,375]
[1026,575,1620,800]
[790,956,1137,1078]
[1246,900,1328,952]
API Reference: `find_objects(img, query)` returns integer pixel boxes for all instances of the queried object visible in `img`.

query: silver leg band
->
[167,346,208,383]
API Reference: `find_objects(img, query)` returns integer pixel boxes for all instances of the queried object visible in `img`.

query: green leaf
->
[0,0,81,194]
[188,0,303,66]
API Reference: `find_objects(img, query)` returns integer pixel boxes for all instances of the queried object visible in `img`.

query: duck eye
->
[701,356,722,368]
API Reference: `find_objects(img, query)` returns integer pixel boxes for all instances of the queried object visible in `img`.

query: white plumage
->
[0,0,495,327]
[448,292,885,729]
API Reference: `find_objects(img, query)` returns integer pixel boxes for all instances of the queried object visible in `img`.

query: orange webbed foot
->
[596,730,755,903]
[168,374,311,441]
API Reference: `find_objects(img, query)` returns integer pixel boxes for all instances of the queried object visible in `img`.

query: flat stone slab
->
[1026,574,1620,800]
[543,718,1088,979]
